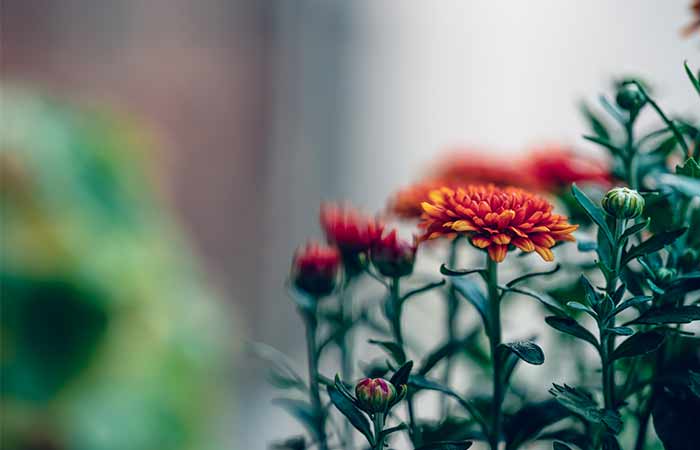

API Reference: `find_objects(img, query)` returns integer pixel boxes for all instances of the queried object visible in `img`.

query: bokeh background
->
[1,1,697,449]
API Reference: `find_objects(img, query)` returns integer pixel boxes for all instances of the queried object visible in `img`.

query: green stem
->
[339,277,354,447]
[389,277,419,445]
[442,238,461,415]
[486,256,502,450]
[302,306,329,450]
[373,413,385,450]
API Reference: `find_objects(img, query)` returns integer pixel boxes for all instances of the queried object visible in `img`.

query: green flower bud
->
[355,378,397,413]
[602,187,645,219]
[616,84,646,111]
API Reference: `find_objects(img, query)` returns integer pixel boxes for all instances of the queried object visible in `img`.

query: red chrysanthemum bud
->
[291,241,340,297]
[320,203,383,255]
[370,229,417,278]
[355,378,398,413]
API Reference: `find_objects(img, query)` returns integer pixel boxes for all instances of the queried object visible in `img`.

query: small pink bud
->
[355,378,398,413]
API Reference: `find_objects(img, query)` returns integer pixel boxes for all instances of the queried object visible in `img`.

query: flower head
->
[355,378,399,413]
[420,184,578,262]
[291,241,340,296]
[432,149,538,188]
[526,147,611,192]
[320,203,383,255]
[370,229,417,278]
[602,187,645,219]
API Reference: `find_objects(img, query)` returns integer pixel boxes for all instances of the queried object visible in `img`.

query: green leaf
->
[549,384,622,433]
[621,218,650,242]
[327,384,373,444]
[567,301,597,319]
[390,360,414,387]
[611,331,665,360]
[602,433,622,450]
[414,441,473,450]
[689,371,700,398]
[583,135,622,155]
[506,264,561,288]
[379,422,408,440]
[402,279,447,302]
[577,240,597,252]
[419,339,467,376]
[452,277,490,329]
[623,228,687,264]
[553,443,573,450]
[625,305,700,325]
[676,157,700,179]
[612,295,651,315]
[658,173,700,197]
[571,184,615,247]
[250,342,307,392]
[580,102,611,140]
[499,340,545,366]
[580,275,600,306]
[606,326,634,336]
[504,399,569,450]
[502,286,568,317]
[368,339,406,365]
[685,61,700,98]
[545,316,599,350]
[440,264,486,277]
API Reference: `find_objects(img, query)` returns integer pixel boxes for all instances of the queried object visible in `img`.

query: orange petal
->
[471,236,491,248]
[492,233,512,245]
[421,202,444,217]
[512,237,535,252]
[534,245,554,262]
[488,244,508,263]
[530,233,556,247]
[451,220,477,232]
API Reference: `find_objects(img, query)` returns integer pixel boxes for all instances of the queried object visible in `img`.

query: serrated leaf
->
[368,339,406,365]
[452,277,490,329]
[414,441,473,450]
[327,384,373,444]
[545,316,599,350]
[499,340,545,366]
[571,184,615,247]
[611,331,665,360]
[626,305,700,325]
[623,228,687,264]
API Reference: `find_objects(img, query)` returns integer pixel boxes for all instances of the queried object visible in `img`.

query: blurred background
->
[1,1,697,449]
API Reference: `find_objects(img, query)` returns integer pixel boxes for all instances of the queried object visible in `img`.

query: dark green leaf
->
[390,360,413,387]
[327,384,373,443]
[689,371,700,398]
[580,275,599,306]
[602,433,621,450]
[419,339,466,376]
[379,422,408,439]
[580,102,611,140]
[414,441,473,450]
[553,443,573,450]
[685,61,700,98]
[611,331,665,360]
[506,264,561,288]
[549,384,621,432]
[503,399,569,450]
[545,316,599,350]
[583,135,622,155]
[503,286,568,317]
[402,279,447,302]
[452,277,490,329]
[676,157,700,179]
[571,184,614,247]
[499,340,545,366]
[623,228,687,264]
[368,339,406,365]
[621,218,650,241]
[612,295,651,315]
[626,305,700,325]
[440,264,486,277]
[606,326,634,336]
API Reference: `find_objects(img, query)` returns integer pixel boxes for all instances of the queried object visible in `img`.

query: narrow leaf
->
[327,385,373,443]
[623,228,688,264]
[625,305,700,325]
[685,60,700,97]
[611,331,665,360]
[571,184,614,247]
[440,264,486,277]
[409,375,487,431]
[545,316,599,350]
[506,264,561,288]
[553,443,573,450]
[452,277,490,329]
[390,360,414,387]
[368,339,406,365]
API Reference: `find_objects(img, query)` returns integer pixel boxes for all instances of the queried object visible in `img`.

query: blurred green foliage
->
[1,87,232,450]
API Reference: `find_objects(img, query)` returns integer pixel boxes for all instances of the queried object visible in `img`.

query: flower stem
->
[302,305,329,450]
[373,412,385,450]
[442,238,461,415]
[388,277,419,445]
[339,277,355,447]
[486,256,502,450]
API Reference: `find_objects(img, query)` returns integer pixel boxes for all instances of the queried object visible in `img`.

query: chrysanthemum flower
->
[388,179,447,219]
[291,241,341,296]
[432,149,538,188]
[370,229,417,278]
[419,185,578,263]
[526,147,611,192]
[320,203,383,255]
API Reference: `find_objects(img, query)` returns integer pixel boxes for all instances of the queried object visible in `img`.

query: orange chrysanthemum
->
[432,149,538,188]
[419,184,578,263]
[526,147,612,192]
